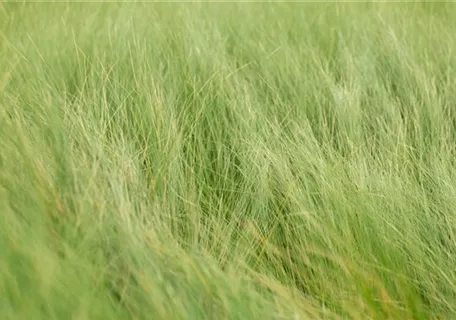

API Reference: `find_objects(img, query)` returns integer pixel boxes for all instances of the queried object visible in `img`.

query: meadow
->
[2,2,456,319]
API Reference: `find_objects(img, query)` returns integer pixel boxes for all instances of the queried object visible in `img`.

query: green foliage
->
[2,2,456,319]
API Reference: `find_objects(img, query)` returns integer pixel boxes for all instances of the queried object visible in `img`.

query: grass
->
[1,2,456,319]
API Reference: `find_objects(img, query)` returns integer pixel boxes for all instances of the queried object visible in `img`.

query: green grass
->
[2,2,456,319]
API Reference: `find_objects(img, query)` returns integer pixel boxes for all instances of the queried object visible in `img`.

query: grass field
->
[2,2,456,319]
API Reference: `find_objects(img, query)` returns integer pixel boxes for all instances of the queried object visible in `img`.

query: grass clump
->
[2,2,456,319]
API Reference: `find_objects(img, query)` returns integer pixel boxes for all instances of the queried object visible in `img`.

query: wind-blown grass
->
[2,2,456,319]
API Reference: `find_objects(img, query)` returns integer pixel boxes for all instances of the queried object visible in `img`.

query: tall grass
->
[2,2,456,319]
